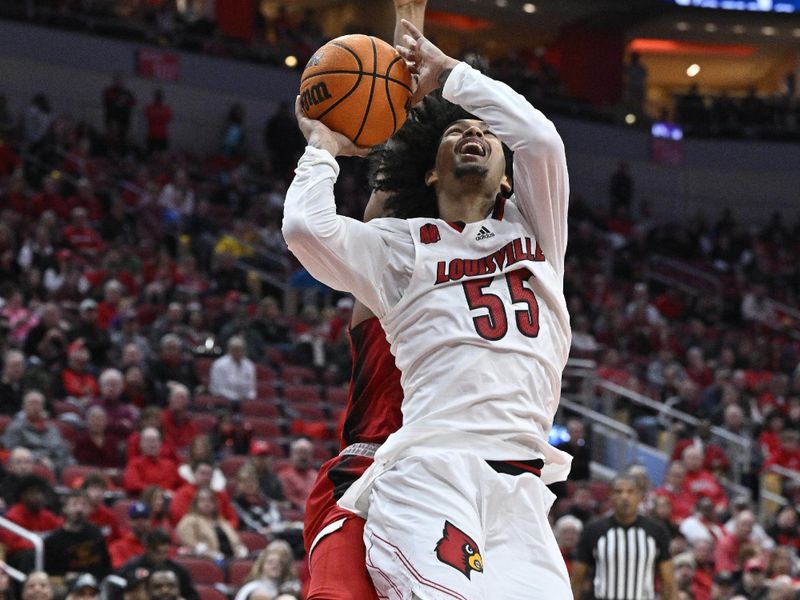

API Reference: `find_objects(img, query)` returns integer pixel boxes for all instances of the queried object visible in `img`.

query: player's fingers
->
[294,95,305,120]
[395,44,413,60]
[402,34,417,49]
[400,18,423,40]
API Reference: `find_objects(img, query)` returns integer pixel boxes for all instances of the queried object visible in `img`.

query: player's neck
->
[436,191,495,224]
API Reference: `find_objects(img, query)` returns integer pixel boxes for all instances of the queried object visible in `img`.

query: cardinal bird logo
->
[434,521,484,579]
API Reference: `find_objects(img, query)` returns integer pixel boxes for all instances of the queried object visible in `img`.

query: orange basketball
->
[300,34,413,147]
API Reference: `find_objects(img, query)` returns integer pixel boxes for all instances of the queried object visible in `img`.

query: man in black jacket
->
[117,529,198,600]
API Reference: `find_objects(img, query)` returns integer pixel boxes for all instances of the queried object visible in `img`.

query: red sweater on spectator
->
[160,410,198,451]
[759,431,783,462]
[96,301,119,330]
[63,225,104,255]
[61,367,99,399]
[652,486,695,522]
[763,445,800,472]
[692,567,712,600]
[169,484,238,528]
[31,192,69,220]
[277,464,318,510]
[714,532,748,573]
[126,431,180,464]
[2,504,62,553]
[123,455,181,494]
[109,531,145,569]
[684,469,728,510]
[89,504,123,542]
[73,433,122,468]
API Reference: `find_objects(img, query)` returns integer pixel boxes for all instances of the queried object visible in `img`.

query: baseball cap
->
[673,553,696,570]
[128,501,150,519]
[744,558,766,573]
[79,298,98,312]
[70,573,100,593]
[250,439,273,456]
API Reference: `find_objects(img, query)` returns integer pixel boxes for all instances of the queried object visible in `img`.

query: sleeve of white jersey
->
[442,62,569,276]
[282,146,412,317]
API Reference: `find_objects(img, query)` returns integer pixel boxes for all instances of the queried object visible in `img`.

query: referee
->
[570,473,677,600]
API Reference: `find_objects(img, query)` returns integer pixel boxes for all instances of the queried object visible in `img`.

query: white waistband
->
[339,442,380,458]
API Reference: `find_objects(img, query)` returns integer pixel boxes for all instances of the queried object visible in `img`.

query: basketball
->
[300,34,413,147]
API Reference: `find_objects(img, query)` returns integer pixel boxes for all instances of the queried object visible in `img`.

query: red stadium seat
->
[53,400,81,417]
[196,585,227,600]
[220,455,248,480]
[280,365,317,384]
[325,387,348,406]
[238,531,269,554]
[255,363,276,382]
[290,403,327,420]
[195,357,215,383]
[193,394,229,412]
[283,384,321,403]
[227,559,254,586]
[247,417,282,440]
[32,463,56,485]
[255,382,278,402]
[54,419,81,446]
[175,558,224,584]
[242,399,279,418]
[190,414,218,434]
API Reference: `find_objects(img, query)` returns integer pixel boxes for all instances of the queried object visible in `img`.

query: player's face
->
[428,119,508,195]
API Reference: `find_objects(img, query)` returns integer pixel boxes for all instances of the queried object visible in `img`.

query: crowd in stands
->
[1,15,800,599]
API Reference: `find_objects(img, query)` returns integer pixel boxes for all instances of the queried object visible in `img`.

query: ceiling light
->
[284,55,298,68]
[523,3,537,13]
[793,28,800,37]
[687,63,701,77]
[704,23,717,32]
[676,22,690,31]
[732,24,746,34]
[496,0,508,6]
[761,26,777,35]
[625,114,637,125]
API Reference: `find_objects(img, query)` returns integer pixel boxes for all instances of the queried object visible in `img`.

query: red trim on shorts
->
[366,536,403,599]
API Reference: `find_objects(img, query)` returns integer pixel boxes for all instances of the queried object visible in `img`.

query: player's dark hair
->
[369,91,513,220]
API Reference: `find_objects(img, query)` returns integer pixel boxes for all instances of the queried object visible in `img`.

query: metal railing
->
[645,255,723,297]
[0,516,43,571]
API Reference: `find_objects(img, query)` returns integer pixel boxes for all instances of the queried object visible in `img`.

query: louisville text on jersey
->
[434,237,545,284]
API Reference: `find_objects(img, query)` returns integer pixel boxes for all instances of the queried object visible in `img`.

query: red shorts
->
[304,453,377,600]
[306,515,378,600]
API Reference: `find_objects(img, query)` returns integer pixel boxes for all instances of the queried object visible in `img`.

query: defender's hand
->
[294,96,370,158]
[395,19,460,106]
[393,0,426,7]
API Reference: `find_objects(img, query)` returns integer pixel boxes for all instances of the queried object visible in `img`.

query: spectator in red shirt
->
[63,207,104,258]
[685,347,713,389]
[97,279,124,330]
[2,475,62,557]
[145,90,172,155]
[160,383,197,453]
[73,405,122,469]
[671,420,730,475]
[759,412,786,461]
[127,407,179,464]
[763,429,800,472]
[110,501,152,569]
[83,473,123,543]
[714,509,758,574]
[169,461,238,528]
[653,460,695,523]
[122,427,181,495]
[689,538,715,600]
[277,438,317,511]
[681,445,728,513]
[0,136,20,177]
[60,339,98,406]
[31,175,68,220]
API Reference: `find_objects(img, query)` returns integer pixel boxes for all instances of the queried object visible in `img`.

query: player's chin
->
[453,163,489,180]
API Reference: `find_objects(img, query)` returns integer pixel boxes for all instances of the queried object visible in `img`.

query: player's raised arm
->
[393,0,427,47]
[282,97,412,318]
[397,20,569,276]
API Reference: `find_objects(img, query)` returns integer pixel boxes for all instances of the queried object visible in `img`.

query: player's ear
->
[425,168,438,188]
[500,175,511,197]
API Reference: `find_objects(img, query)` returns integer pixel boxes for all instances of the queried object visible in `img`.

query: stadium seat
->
[53,400,81,417]
[175,557,224,585]
[242,399,279,418]
[283,384,321,403]
[54,419,82,446]
[190,413,218,434]
[195,357,215,383]
[32,463,56,485]
[238,531,269,554]
[280,365,318,384]
[255,363,276,381]
[220,455,248,480]
[196,585,227,600]
[247,417,282,440]
[227,559,255,586]
[193,394,229,412]
[255,382,278,402]
[325,387,348,406]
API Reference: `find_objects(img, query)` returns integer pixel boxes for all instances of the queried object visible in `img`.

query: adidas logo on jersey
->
[475,226,495,241]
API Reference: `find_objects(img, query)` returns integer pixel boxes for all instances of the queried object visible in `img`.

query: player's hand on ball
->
[295,96,370,158]
[396,19,460,105]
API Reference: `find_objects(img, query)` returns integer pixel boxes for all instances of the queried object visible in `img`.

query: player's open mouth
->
[455,139,487,157]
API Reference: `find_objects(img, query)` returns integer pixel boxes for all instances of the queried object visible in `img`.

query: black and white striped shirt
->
[577,515,671,600]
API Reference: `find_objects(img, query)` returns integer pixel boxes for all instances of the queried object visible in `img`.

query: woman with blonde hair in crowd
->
[175,487,247,560]
[233,541,301,600]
